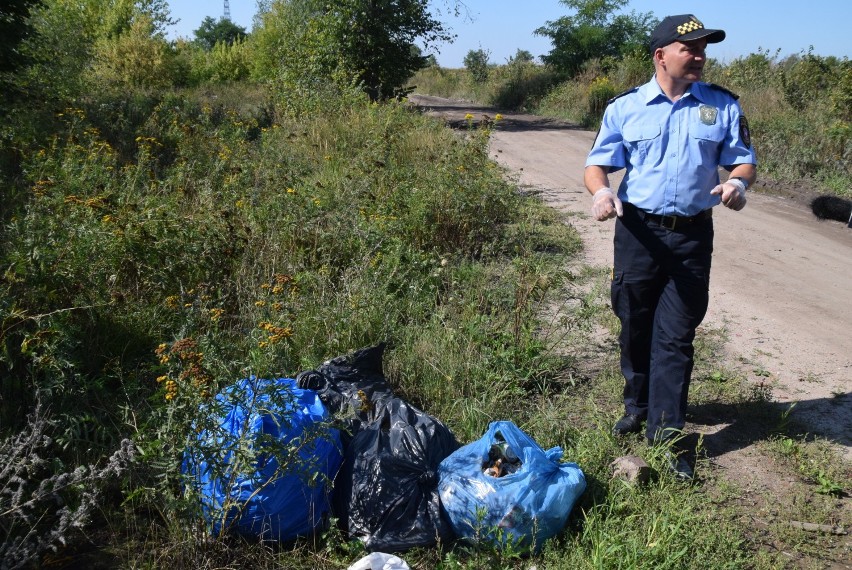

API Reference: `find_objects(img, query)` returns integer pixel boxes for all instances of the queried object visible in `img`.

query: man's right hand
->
[591,188,623,221]
[711,178,748,211]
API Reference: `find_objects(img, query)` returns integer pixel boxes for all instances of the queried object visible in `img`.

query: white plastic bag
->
[347,552,410,570]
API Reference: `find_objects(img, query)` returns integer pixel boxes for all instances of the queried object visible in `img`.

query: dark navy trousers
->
[611,203,714,443]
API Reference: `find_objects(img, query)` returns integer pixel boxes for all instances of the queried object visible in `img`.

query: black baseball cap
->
[649,14,726,53]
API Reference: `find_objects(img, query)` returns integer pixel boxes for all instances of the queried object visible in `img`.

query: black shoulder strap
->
[607,86,639,105]
[705,83,740,100]
[589,86,639,152]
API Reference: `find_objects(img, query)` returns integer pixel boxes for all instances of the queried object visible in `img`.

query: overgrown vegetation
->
[413,8,850,197]
[0,0,848,568]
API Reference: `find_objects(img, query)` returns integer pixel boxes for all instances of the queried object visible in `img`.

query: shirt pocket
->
[622,124,661,165]
[688,122,726,152]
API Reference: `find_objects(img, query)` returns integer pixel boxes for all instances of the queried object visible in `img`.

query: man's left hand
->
[711,178,747,211]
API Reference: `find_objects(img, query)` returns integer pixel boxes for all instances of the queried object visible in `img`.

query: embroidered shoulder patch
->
[739,116,752,148]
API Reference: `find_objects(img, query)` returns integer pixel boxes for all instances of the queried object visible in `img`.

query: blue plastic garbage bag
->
[183,376,343,541]
[438,421,585,552]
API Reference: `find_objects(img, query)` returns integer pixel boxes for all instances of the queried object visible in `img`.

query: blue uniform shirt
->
[586,76,757,216]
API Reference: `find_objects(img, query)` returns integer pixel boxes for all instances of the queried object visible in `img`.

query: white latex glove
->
[711,178,747,211]
[591,187,623,221]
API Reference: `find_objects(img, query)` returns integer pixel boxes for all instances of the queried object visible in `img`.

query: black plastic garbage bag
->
[297,344,394,439]
[334,397,460,552]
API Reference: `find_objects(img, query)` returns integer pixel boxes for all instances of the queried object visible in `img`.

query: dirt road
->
[411,94,851,462]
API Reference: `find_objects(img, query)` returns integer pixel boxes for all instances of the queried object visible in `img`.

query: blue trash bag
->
[438,421,586,552]
[182,376,343,541]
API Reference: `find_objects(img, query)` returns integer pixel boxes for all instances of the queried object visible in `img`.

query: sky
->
[166,0,852,67]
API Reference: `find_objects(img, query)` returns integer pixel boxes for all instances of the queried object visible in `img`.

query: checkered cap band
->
[676,19,704,35]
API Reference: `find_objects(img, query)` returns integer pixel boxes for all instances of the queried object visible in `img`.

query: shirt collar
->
[688,82,710,103]
[641,75,707,104]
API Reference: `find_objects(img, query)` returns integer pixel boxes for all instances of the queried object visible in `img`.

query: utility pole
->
[223,0,231,21]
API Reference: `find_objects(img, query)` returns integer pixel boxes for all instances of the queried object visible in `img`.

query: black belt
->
[624,202,712,231]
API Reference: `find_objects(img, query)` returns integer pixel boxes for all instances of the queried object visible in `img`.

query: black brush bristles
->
[810,195,852,226]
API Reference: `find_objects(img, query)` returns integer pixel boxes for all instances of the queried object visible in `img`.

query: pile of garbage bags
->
[182,344,586,553]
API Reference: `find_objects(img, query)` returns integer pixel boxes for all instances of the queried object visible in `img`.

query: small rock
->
[611,455,651,485]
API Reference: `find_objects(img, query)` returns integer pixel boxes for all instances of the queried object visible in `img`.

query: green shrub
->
[535,79,589,124]
[86,15,178,92]
[587,76,616,120]
[464,48,491,83]
[606,48,653,89]
[780,52,837,111]
[717,49,781,92]
[172,36,255,86]
[409,66,470,99]
[206,37,252,83]
[489,60,560,111]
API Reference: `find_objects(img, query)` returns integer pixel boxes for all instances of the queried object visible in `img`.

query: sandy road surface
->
[411,94,851,461]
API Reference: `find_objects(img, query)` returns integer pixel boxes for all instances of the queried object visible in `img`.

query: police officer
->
[584,14,757,480]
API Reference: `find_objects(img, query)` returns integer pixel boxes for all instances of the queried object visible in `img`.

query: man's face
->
[657,38,708,83]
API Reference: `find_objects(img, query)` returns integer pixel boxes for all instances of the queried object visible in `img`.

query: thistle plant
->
[0,401,135,570]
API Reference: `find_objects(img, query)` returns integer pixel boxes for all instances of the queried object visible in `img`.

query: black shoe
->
[665,451,695,483]
[612,413,644,436]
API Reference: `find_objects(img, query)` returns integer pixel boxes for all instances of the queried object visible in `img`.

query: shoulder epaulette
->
[705,83,740,100]
[607,86,639,104]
